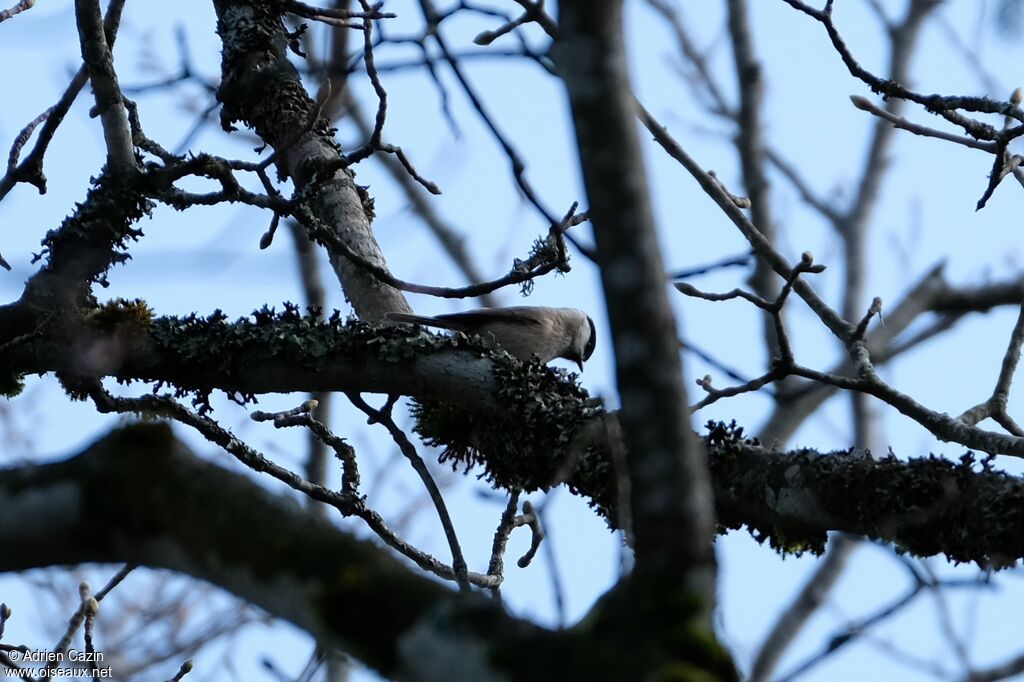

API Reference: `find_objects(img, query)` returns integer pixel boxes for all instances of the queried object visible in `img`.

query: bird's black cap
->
[583,316,597,361]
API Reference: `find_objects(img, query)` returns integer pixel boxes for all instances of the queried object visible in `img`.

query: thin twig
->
[347,392,470,590]
[850,95,997,152]
[486,490,522,598]
[85,385,498,588]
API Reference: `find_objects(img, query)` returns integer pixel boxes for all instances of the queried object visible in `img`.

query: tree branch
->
[0,423,561,682]
[213,0,410,321]
[74,0,135,176]
[556,0,717,609]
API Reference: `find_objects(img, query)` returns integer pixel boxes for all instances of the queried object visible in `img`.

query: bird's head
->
[564,314,597,372]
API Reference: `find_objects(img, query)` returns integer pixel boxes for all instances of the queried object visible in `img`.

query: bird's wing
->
[385,312,466,331]
[433,308,543,327]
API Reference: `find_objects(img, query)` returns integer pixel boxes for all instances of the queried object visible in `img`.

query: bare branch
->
[958,298,1024,436]
[850,94,997,152]
[416,0,559,226]
[85,385,497,589]
[282,0,394,26]
[0,0,33,22]
[0,0,126,201]
[74,0,135,176]
[348,392,470,590]
[315,203,579,299]
[485,490,522,597]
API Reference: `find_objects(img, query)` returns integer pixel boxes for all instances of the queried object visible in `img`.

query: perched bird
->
[386,306,596,371]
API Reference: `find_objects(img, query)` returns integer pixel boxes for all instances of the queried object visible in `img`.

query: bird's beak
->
[574,359,584,372]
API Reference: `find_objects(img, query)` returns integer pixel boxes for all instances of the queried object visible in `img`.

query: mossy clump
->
[411,356,603,494]
[37,171,153,287]
[88,298,154,337]
[145,303,442,411]
[148,303,461,372]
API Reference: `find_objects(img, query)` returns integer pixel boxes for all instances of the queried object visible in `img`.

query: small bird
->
[386,306,597,371]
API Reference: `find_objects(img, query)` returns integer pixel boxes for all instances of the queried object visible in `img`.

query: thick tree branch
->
[553,2,735,677]
[556,0,717,602]
[213,0,410,321]
[7,414,1024,655]
[0,423,564,682]
[3,306,1024,566]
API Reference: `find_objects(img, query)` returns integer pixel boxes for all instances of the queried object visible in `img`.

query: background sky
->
[3,1,1024,680]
